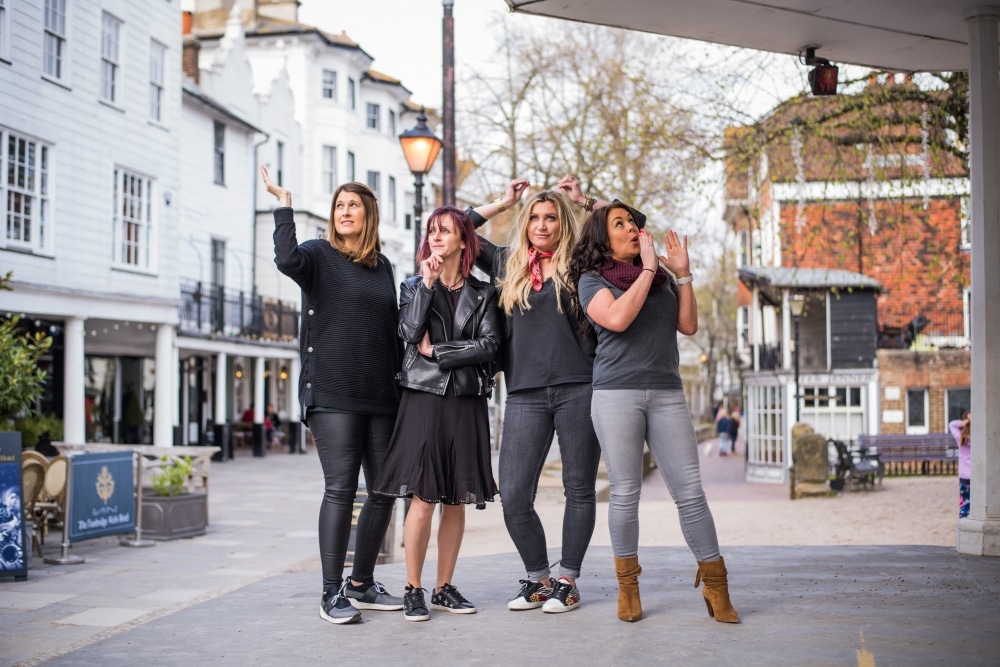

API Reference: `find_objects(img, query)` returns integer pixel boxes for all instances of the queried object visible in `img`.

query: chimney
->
[182,10,193,36]
[182,31,200,84]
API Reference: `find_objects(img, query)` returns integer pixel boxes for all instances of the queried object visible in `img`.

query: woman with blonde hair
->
[467,176,640,613]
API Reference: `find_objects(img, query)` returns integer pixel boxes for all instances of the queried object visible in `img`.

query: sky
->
[298,0,511,110]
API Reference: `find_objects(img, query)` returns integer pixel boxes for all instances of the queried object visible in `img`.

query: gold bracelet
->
[494,197,506,212]
[584,196,597,212]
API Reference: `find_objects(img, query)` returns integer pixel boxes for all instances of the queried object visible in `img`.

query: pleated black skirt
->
[373,388,497,506]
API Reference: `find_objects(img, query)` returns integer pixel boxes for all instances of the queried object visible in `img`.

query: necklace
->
[441,275,464,291]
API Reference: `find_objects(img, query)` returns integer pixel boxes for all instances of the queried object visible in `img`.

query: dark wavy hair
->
[416,205,481,277]
[568,205,625,338]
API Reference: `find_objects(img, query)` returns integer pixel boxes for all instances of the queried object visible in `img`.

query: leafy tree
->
[0,272,53,429]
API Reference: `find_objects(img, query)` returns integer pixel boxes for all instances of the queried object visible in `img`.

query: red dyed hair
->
[416,205,480,277]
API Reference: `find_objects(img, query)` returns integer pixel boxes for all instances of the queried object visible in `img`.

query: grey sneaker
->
[320,586,362,625]
[344,580,404,611]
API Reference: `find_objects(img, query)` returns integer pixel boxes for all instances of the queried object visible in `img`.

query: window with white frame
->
[149,40,166,122]
[0,0,10,62]
[366,170,380,196]
[800,385,866,442]
[113,168,154,269]
[388,109,396,135]
[43,0,67,80]
[347,151,355,182]
[738,306,749,350]
[213,121,225,185]
[2,129,52,254]
[366,103,380,130]
[348,77,356,110]
[101,13,123,103]
[946,388,971,424]
[905,387,929,435]
[388,176,396,220]
[322,70,337,100]
[960,196,971,250]
[322,145,337,194]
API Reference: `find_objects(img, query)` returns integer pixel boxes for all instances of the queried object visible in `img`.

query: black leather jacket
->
[396,274,502,397]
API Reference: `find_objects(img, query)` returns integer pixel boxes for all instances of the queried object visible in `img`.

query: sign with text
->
[68,452,135,542]
[0,433,27,578]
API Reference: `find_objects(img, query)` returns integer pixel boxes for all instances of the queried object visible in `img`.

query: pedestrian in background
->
[373,206,501,622]
[716,407,731,457]
[261,166,403,626]
[570,203,739,624]
[949,411,972,518]
[466,175,630,614]
[728,405,741,454]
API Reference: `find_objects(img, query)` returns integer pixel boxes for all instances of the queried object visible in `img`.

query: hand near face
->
[638,229,659,271]
[260,165,291,207]
[659,229,691,278]
[420,252,444,289]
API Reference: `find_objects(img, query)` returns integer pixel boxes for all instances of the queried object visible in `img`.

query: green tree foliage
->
[0,272,54,428]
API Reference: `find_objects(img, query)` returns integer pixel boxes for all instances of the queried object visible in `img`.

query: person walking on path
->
[569,203,739,624]
[949,411,972,518]
[467,175,637,613]
[261,166,404,626]
[728,405,741,454]
[715,407,732,457]
[373,206,502,622]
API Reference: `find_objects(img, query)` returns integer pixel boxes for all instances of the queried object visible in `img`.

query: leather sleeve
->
[397,278,434,344]
[434,286,502,370]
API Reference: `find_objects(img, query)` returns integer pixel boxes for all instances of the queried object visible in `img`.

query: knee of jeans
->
[608,487,640,509]
[323,484,357,505]
[500,494,536,520]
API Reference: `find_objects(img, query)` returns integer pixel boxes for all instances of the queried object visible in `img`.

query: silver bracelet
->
[675,274,693,285]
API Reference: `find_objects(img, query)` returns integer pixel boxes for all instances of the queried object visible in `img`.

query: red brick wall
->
[780,197,969,331]
[876,349,970,433]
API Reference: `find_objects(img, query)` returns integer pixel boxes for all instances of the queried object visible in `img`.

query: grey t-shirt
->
[576,272,684,390]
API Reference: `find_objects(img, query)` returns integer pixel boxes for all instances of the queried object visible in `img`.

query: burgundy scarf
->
[599,258,668,292]
[528,247,554,292]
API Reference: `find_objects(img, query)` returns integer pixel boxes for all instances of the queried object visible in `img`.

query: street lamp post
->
[398,107,443,271]
[789,293,806,423]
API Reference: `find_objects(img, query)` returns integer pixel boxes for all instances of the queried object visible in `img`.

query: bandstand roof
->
[739,266,881,300]
[504,1,984,72]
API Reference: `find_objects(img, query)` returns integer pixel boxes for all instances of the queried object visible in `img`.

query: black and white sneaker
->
[542,578,581,613]
[344,580,404,610]
[403,585,430,622]
[431,583,477,614]
[507,579,553,610]
[320,586,362,625]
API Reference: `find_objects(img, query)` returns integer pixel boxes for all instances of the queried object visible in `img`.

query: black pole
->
[413,172,424,272]
[442,0,455,205]
[794,315,801,423]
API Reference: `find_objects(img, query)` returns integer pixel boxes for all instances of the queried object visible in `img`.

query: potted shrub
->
[141,455,208,540]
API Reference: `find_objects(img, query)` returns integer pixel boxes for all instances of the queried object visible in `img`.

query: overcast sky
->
[299,0,511,109]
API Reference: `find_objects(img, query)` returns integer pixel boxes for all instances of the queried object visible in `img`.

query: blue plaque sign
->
[68,451,135,542]
[0,432,27,579]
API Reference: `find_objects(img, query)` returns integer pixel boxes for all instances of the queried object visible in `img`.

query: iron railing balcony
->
[179,280,299,342]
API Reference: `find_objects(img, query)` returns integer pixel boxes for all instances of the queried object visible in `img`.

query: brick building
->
[724,79,970,482]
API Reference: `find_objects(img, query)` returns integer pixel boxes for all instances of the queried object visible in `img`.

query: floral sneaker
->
[507,579,553,610]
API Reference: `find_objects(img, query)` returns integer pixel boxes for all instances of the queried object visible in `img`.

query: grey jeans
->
[591,388,721,562]
[499,383,602,580]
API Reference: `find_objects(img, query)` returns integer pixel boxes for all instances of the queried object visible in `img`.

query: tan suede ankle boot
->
[614,555,642,622]
[694,557,740,623]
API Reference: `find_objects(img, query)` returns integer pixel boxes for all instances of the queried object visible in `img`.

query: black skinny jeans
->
[309,411,396,594]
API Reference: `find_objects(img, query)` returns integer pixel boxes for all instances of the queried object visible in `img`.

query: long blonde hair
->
[498,190,578,315]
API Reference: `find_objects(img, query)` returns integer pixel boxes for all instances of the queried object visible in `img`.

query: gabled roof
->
[182,80,266,136]
[196,15,375,61]
[363,68,412,95]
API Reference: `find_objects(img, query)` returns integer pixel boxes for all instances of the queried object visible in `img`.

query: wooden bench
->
[856,433,958,476]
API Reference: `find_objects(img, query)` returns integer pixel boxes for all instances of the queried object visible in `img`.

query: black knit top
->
[272,207,402,420]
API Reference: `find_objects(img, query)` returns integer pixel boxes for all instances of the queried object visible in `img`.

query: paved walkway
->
[2,441,998,666]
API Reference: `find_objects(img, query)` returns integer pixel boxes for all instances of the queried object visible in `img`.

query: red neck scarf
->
[528,247,554,292]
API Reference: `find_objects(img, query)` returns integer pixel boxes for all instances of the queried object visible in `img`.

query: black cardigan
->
[272,207,401,420]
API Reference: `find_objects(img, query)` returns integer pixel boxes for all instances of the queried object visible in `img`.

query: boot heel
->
[704,597,715,617]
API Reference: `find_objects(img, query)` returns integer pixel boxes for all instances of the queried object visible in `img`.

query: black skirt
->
[373,388,497,506]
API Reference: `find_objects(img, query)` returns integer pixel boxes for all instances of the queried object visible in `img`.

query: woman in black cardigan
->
[261,166,403,626]
[374,205,502,622]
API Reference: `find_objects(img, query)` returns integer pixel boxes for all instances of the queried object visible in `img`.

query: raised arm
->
[661,229,697,336]
[262,165,313,287]
[557,174,648,227]
[470,179,530,224]
[584,230,661,333]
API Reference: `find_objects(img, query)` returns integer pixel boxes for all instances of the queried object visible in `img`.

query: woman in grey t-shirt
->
[569,203,739,624]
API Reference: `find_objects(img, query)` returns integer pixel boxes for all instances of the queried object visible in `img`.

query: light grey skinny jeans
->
[591,388,721,562]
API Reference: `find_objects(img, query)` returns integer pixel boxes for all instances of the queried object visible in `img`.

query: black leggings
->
[309,411,396,594]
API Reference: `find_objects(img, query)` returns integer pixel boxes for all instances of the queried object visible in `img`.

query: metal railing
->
[179,281,299,342]
[754,342,782,371]
[878,307,968,349]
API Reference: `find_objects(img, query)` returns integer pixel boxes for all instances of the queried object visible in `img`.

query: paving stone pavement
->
[2,443,999,666]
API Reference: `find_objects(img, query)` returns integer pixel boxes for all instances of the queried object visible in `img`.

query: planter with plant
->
[141,455,208,540]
